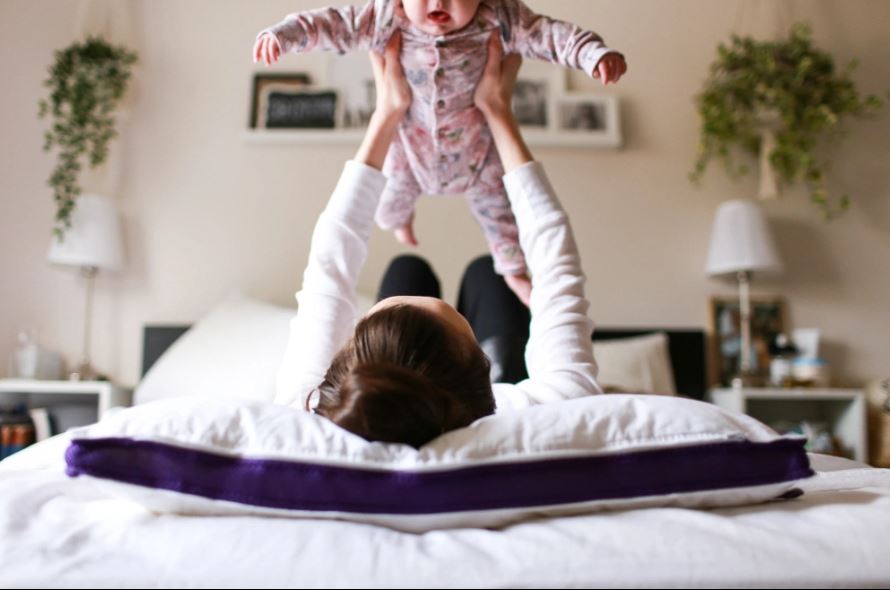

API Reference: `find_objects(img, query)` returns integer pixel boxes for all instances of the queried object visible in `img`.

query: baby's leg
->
[376,138,423,231]
[464,181,527,276]
[464,153,527,276]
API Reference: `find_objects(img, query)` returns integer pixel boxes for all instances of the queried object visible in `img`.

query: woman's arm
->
[475,35,602,408]
[275,34,410,408]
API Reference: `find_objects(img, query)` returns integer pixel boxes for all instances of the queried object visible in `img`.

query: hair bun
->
[333,362,466,448]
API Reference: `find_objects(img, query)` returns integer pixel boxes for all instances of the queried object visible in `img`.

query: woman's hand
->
[354,32,411,170]
[253,33,282,66]
[368,32,411,120]
[473,33,523,119]
[473,32,533,174]
[504,273,532,307]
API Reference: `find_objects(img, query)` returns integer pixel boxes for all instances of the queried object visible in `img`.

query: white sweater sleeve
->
[494,161,602,411]
[274,161,387,408]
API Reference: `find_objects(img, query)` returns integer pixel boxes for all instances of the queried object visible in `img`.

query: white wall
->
[1,0,888,388]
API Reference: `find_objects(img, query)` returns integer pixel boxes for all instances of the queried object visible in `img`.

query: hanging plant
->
[690,23,885,219]
[38,36,137,239]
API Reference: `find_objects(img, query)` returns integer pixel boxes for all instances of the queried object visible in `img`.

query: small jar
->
[791,357,830,388]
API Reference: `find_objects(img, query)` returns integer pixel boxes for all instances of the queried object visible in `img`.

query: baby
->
[254,0,626,301]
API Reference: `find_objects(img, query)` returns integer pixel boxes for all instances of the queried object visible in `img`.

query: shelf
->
[709,387,867,463]
[242,128,622,149]
[0,379,131,420]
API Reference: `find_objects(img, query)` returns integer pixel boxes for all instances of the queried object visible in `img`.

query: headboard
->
[592,329,707,401]
[142,326,708,401]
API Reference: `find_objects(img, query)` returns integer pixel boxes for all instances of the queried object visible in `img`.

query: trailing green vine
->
[691,23,884,219]
[38,36,137,239]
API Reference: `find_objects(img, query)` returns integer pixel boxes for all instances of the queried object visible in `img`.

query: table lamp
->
[47,194,124,381]
[706,199,782,387]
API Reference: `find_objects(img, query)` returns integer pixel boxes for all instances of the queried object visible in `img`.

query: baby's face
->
[400,0,482,36]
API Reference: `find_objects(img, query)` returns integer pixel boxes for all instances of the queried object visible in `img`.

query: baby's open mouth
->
[427,10,451,25]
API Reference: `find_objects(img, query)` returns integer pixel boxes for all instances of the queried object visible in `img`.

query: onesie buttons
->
[435,68,445,78]
[436,99,445,110]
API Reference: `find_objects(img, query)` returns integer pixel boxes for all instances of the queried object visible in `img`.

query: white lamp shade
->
[706,199,782,276]
[47,194,124,271]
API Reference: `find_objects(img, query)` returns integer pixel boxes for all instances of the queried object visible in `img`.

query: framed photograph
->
[249,73,311,128]
[512,61,565,130]
[708,296,787,386]
[258,86,339,129]
[553,93,621,146]
[327,52,376,129]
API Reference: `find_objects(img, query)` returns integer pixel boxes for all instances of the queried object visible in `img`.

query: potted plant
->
[38,36,137,239]
[690,23,884,219]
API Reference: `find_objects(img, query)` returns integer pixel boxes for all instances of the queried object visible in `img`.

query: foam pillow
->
[65,395,813,532]
[135,292,376,405]
[594,332,677,395]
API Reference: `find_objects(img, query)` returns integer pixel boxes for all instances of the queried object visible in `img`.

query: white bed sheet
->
[1,434,889,588]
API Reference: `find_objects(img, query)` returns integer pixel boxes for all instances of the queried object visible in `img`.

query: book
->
[29,407,53,442]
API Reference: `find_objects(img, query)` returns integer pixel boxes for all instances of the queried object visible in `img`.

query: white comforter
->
[1,434,889,588]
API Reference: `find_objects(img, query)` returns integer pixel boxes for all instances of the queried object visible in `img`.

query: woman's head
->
[399,0,482,36]
[313,297,494,448]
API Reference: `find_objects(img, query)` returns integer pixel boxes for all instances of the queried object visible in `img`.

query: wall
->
[1,0,888,388]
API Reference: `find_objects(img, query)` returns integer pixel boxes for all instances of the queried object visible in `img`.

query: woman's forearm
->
[354,110,403,171]
[482,108,534,174]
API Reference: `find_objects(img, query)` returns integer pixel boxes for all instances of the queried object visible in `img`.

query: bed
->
[1,319,889,588]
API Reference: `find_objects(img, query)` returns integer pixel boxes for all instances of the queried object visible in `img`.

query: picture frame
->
[708,295,787,386]
[258,86,339,129]
[249,73,312,128]
[512,61,565,130]
[552,93,622,147]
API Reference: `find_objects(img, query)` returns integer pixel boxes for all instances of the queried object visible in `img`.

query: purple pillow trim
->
[66,437,812,514]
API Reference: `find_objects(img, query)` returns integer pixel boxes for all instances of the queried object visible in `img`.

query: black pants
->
[377,254,530,384]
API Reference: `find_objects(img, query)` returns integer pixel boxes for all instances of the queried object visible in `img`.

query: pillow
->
[594,332,677,395]
[65,395,813,532]
[134,292,376,405]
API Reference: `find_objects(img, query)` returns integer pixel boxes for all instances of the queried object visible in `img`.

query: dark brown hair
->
[312,303,494,448]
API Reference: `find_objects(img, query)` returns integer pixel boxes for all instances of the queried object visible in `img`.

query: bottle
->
[10,329,39,380]
[769,333,797,388]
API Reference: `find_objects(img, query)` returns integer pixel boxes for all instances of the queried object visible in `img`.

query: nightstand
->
[0,379,132,434]
[709,387,867,462]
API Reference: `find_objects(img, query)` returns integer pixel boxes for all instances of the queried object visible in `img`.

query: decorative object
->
[257,86,338,129]
[512,61,564,130]
[706,199,783,386]
[38,37,137,239]
[47,194,124,381]
[553,93,621,146]
[249,73,311,128]
[690,23,884,219]
[709,296,786,387]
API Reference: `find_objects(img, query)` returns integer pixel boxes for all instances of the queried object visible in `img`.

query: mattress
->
[1,434,889,588]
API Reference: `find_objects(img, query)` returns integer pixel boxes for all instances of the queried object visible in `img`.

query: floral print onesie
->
[260,0,621,275]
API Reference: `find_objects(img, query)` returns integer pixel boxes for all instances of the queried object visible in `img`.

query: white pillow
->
[66,395,813,533]
[594,332,677,395]
[134,293,375,405]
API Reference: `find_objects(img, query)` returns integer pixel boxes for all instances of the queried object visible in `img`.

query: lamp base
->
[731,371,764,389]
[68,362,106,382]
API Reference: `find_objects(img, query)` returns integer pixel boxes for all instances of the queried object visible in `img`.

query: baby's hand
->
[504,273,531,308]
[253,33,282,66]
[593,53,627,85]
